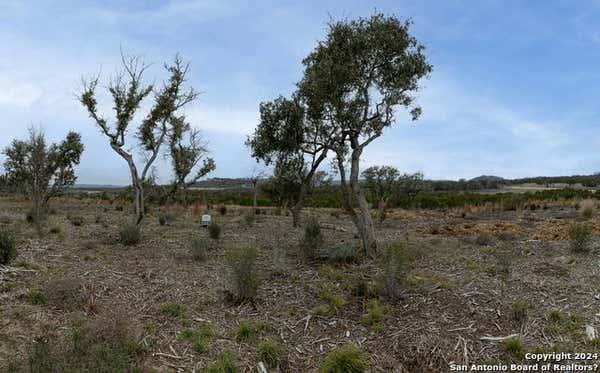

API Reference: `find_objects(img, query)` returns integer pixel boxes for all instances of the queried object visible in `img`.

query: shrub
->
[510,301,529,329]
[258,339,280,369]
[207,350,240,373]
[224,245,260,302]
[318,343,370,373]
[0,229,17,265]
[503,337,524,357]
[300,216,324,259]
[581,199,594,218]
[158,215,167,226]
[475,234,492,246]
[208,221,221,239]
[569,223,592,253]
[160,303,186,318]
[328,245,357,263]
[376,243,415,300]
[26,289,48,305]
[235,320,255,342]
[119,223,141,246]
[68,215,85,226]
[191,237,209,261]
[49,223,63,234]
[218,205,227,215]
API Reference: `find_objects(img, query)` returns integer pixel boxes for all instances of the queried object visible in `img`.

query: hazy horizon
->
[2,1,600,185]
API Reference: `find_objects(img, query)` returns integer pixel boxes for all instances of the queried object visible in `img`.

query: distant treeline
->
[429,174,600,191]
[97,183,599,211]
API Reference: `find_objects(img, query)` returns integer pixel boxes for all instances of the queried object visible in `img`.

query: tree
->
[298,14,432,258]
[396,172,428,198]
[362,166,400,223]
[261,152,305,209]
[79,53,198,226]
[246,95,336,227]
[2,128,84,222]
[168,115,215,203]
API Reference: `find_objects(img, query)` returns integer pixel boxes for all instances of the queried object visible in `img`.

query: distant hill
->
[469,175,505,182]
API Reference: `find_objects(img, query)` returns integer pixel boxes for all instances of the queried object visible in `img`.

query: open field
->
[2,197,600,371]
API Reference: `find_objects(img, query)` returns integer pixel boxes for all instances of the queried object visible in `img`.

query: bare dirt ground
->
[2,196,600,372]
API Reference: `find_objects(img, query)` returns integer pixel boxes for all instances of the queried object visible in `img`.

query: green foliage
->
[569,223,592,253]
[26,289,48,305]
[160,303,186,318]
[503,338,524,357]
[0,229,17,265]
[224,245,260,302]
[318,344,370,373]
[208,221,221,239]
[257,339,280,368]
[361,299,390,327]
[234,320,255,342]
[300,216,324,259]
[180,322,214,354]
[317,282,346,311]
[548,309,561,322]
[206,350,240,373]
[119,223,141,246]
[3,128,84,222]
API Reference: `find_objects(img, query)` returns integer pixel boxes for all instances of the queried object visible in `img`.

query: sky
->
[1,0,600,185]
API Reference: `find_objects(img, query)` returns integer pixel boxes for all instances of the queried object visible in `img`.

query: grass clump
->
[235,320,256,342]
[49,223,63,234]
[257,339,280,369]
[569,223,592,253]
[0,229,17,265]
[300,216,324,259]
[207,350,240,373]
[581,199,594,218]
[26,289,48,305]
[191,237,209,262]
[548,309,561,322]
[160,303,186,318]
[208,221,221,239]
[318,343,370,373]
[317,282,346,311]
[119,223,141,246]
[68,215,85,226]
[361,299,390,327]
[376,242,415,301]
[180,322,214,353]
[503,337,524,358]
[510,301,529,329]
[224,244,260,302]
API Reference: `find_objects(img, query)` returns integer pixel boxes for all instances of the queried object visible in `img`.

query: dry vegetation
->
[2,196,600,371]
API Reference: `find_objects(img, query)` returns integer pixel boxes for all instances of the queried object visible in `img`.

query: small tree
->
[2,128,84,222]
[362,166,400,223]
[397,172,427,198]
[261,152,304,210]
[79,53,198,226]
[168,115,215,203]
[299,14,432,257]
[246,96,336,226]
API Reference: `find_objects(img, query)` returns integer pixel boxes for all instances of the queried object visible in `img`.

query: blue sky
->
[1,0,600,184]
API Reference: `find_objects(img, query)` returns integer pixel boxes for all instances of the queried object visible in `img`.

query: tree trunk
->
[378,197,388,226]
[348,144,377,258]
[290,151,328,227]
[111,143,145,226]
[291,182,308,227]
[336,154,359,228]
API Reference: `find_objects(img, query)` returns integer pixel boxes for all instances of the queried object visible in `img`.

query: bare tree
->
[168,115,215,203]
[79,53,198,226]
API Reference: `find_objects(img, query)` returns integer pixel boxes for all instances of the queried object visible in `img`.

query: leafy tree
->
[298,14,432,257]
[79,53,198,225]
[246,96,336,226]
[261,152,305,209]
[362,166,400,223]
[396,172,428,198]
[168,115,215,202]
[2,128,84,222]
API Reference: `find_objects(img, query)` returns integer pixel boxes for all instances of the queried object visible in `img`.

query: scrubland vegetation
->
[2,9,600,373]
